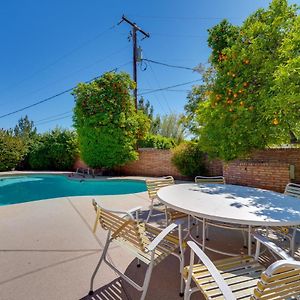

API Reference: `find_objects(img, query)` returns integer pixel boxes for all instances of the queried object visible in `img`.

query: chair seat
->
[114,223,183,266]
[152,202,187,220]
[183,255,265,300]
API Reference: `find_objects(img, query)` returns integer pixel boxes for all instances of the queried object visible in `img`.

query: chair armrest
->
[253,233,292,260]
[147,223,178,251]
[187,241,235,300]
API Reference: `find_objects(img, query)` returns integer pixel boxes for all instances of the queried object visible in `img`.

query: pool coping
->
[0,171,151,182]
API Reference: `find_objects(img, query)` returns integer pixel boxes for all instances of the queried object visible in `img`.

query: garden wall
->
[119,148,182,178]
[223,148,300,192]
[74,147,300,192]
[223,161,290,192]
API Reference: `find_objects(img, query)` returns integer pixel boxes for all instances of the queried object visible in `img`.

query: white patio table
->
[157,183,300,256]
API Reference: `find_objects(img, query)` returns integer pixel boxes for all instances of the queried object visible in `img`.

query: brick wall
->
[223,161,290,192]
[119,148,183,178]
[223,148,300,192]
[250,148,300,182]
[74,147,300,192]
[204,157,223,177]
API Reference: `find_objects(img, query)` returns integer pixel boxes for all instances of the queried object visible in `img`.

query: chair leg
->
[196,219,199,238]
[179,256,184,297]
[206,224,209,241]
[146,204,153,223]
[164,207,169,226]
[140,261,154,300]
[291,228,297,256]
[89,232,111,295]
[242,230,247,248]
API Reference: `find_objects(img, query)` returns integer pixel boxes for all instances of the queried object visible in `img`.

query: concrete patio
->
[0,185,299,300]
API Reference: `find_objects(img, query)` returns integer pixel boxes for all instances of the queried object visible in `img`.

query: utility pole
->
[118,15,150,111]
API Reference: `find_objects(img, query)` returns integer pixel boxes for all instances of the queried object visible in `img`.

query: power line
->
[0,24,118,97]
[128,14,242,21]
[35,114,73,126]
[138,79,201,96]
[34,111,72,124]
[0,63,130,119]
[147,63,173,113]
[143,58,196,71]
[0,46,131,107]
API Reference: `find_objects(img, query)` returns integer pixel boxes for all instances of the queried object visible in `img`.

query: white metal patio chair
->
[184,233,300,300]
[195,175,225,184]
[88,199,185,300]
[266,183,300,257]
[145,176,187,224]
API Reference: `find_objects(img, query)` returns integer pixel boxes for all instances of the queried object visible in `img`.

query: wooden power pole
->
[118,15,150,110]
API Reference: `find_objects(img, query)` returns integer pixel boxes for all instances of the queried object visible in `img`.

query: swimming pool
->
[0,175,147,206]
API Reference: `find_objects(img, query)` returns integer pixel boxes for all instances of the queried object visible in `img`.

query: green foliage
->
[139,134,176,149]
[207,20,239,65]
[138,97,161,134]
[28,128,79,170]
[14,115,37,140]
[0,129,25,171]
[73,72,149,168]
[153,113,186,144]
[171,141,207,177]
[194,0,300,161]
[14,115,38,169]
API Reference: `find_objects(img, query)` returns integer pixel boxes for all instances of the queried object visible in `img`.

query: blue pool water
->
[0,175,146,206]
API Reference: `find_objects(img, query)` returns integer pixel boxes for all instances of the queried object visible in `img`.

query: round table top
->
[157,183,300,226]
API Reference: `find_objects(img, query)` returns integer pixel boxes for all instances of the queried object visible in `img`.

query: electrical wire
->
[142,58,196,71]
[35,114,73,126]
[138,79,201,96]
[128,14,242,21]
[34,111,72,124]
[0,24,118,96]
[0,47,131,108]
[147,63,173,113]
[0,62,131,119]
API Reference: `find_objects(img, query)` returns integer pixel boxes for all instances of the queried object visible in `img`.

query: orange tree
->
[73,72,149,168]
[195,0,299,161]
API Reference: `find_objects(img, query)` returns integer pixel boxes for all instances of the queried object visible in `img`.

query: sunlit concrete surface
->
[0,175,299,300]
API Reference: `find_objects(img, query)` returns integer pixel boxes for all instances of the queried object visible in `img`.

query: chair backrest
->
[253,260,300,299]
[92,201,147,252]
[145,176,175,200]
[284,183,300,199]
[195,176,225,184]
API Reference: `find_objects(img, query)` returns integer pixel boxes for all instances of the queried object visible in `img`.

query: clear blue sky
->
[0,0,298,132]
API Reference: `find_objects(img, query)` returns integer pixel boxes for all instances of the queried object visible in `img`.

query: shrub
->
[73,72,149,169]
[28,128,79,170]
[0,130,26,171]
[171,141,207,177]
[139,134,176,149]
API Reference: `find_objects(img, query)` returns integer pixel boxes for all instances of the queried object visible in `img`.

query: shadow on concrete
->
[81,254,185,300]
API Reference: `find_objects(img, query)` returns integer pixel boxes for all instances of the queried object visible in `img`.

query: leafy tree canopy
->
[14,115,37,139]
[73,72,150,168]
[0,129,25,171]
[192,0,299,161]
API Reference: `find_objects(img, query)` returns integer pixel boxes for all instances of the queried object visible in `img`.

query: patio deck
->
[0,183,299,300]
